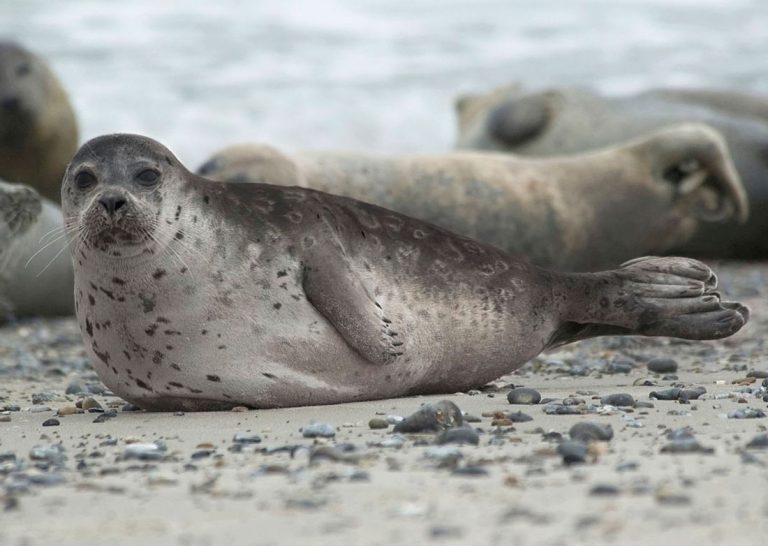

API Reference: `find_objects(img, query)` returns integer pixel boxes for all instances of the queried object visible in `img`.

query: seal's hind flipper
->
[550,256,748,348]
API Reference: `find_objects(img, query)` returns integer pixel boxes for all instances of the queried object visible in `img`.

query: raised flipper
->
[549,256,748,347]
[486,92,553,146]
[302,252,402,365]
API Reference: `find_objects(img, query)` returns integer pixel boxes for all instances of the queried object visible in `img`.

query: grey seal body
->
[63,134,748,411]
[0,180,74,319]
[455,85,768,258]
[0,41,78,203]
[198,124,746,271]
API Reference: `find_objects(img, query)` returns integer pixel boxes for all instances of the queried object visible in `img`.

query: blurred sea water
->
[2,0,767,166]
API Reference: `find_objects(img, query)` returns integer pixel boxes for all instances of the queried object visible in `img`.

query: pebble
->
[65,382,85,395]
[647,358,678,374]
[590,484,620,496]
[655,485,691,505]
[368,418,389,429]
[569,422,614,443]
[233,433,262,444]
[29,445,66,465]
[506,411,534,423]
[507,387,541,405]
[728,408,766,419]
[424,446,463,466]
[452,465,488,476]
[649,388,681,401]
[660,429,714,454]
[81,397,103,411]
[124,442,166,461]
[393,400,463,433]
[29,405,52,413]
[371,434,405,449]
[42,418,60,427]
[121,404,142,412]
[93,411,117,423]
[600,393,635,407]
[302,422,336,438]
[0,415,10,423]
[435,426,480,446]
[57,405,81,416]
[557,440,587,465]
[31,392,58,405]
[746,370,768,379]
[746,434,768,449]
[543,403,586,415]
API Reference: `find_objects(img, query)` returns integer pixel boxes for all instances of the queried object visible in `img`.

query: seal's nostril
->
[1,96,20,112]
[98,195,127,215]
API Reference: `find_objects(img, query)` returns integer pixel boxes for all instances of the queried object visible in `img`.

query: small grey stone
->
[452,465,488,476]
[371,434,406,449]
[124,442,166,461]
[302,423,336,438]
[590,484,620,496]
[569,422,614,443]
[29,405,52,413]
[600,393,635,407]
[728,408,766,419]
[394,400,463,433]
[507,411,534,423]
[647,358,678,374]
[31,392,57,405]
[746,433,768,449]
[121,403,142,412]
[507,387,541,405]
[92,411,117,423]
[233,433,262,444]
[649,388,682,401]
[368,418,389,429]
[42,418,60,427]
[435,426,480,446]
[65,382,85,395]
[543,403,586,415]
[746,370,768,379]
[557,440,587,465]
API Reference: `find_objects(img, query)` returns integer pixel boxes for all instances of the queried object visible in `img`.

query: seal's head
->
[62,134,189,259]
[0,179,41,251]
[0,41,55,145]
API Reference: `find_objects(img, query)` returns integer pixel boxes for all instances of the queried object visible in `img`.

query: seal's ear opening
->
[486,94,550,146]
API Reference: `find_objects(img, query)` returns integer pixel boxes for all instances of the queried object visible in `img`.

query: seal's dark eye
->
[74,171,97,190]
[16,62,30,77]
[136,169,160,186]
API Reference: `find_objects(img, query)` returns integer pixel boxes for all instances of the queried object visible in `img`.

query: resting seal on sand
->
[62,134,748,411]
[0,41,78,203]
[198,124,746,271]
[0,180,74,319]
[455,85,768,258]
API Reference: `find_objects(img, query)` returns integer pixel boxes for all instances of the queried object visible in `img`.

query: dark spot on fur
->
[262,373,277,380]
[157,317,170,324]
[273,302,282,310]
[203,195,210,204]
[153,269,167,280]
[277,270,287,278]
[88,294,96,306]
[174,230,184,240]
[600,297,609,308]
[217,345,226,350]
[175,206,182,220]
[135,379,153,392]
[152,351,164,365]
[145,324,157,336]
[117,296,125,302]
[201,329,208,335]
[112,277,126,285]
[168,381,184,388]
[100,287,115,300]
[140,295,155,313]
[188,388,204,394]
[180,267,188,274]
[85,318,93,337]
[206,374,221,382]
[164,330,181,336]
[170,363,181,371]
[123,350,132,360]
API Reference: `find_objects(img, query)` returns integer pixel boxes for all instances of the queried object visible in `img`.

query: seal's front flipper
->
[550,256,748,347]
[302,257,401,365]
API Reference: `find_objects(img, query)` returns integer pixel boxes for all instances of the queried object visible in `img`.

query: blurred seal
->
[0,179,74,320]
[62,134,747,411]
[0,41,78,203]
[198,124,746,271]
[455,85,767,258]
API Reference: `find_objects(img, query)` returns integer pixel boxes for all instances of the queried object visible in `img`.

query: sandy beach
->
[1,261,767,546]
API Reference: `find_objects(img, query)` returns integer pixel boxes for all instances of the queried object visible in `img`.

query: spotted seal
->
[454,85,768,258]
[0,179,74,319]
[198,124,746,271]
[0,40,78,203]
[62,134,748,411]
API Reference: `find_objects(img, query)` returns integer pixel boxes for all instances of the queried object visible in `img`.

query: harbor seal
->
[198,124,746,271]
[0,180,75,320]
[454,85,768,258]
[0,41,79,203]
[63,134,748,411]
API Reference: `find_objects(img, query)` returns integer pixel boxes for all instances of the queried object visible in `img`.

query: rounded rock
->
[647,358,678,374]
[368,418,389,430]
[569,422,614,443]
[507,387,541,405]
[600,393,635,407]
